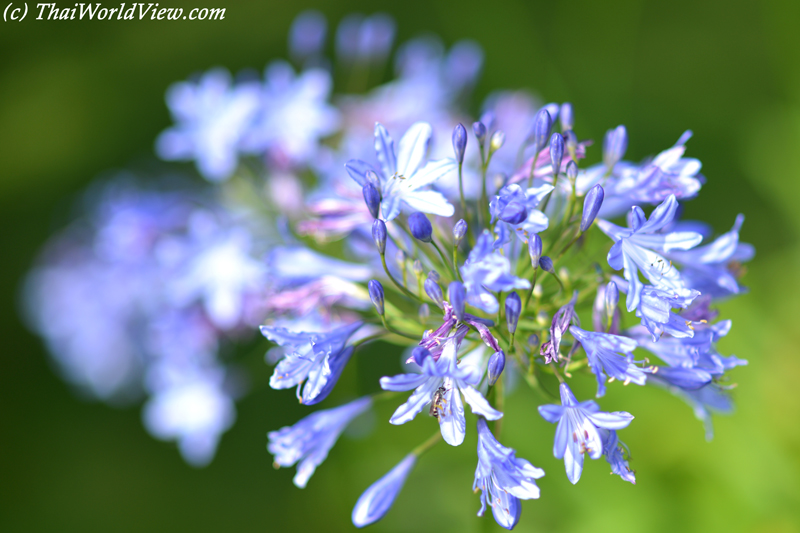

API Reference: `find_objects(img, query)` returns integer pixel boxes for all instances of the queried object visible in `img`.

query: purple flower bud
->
[452,123,467,164]
[448,281,466,322]
[412,259,423,277]
[372,219,387,254]
[528,334,539,347]
[603,125,627,170]
[489,130,505,152]
[580,184,605,232]
[473,121,487,146]
[549,132,564,176]
[395,249,406,270]
[560,102,574,131]
[565,160,578,182]
[411,346,431,366]
[563,129,578,154]
[408,212,432,243]
[605,281,619,320]
[288,10,327,62]
[499,201,527,225]
[427,270,440,282]
[365,170,380,190]
[418,303,430,322]
[528,234,542,268]
[505,292,522,334]
[453,219,467,244]
[487,350,506,386]
[539,256,554,273]
[424,278,444,308]
[352,454,416,528]
[529,108,552,153]
[479,110,496,130]
[362,183,381,219]
[368,280,384,315]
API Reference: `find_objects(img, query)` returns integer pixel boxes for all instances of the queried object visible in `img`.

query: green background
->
[2,0,799,531]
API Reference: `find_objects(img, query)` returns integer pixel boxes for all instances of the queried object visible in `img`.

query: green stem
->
[412,431,442,457]
[431,239,457,279]
[352,332,387,348]
[380,253,421,303]
[458,162,467,222]
[380,315,420,340]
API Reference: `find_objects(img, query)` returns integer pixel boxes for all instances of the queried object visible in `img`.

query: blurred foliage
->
[1,0,799,531]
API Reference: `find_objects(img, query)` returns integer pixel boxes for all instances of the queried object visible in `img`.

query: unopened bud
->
[427,270,440,282]
[565,160,578,182]
[528,234,542,268]
[368,280,384,315]
[453,219,467,244]
[528,333,540,347]
[372,219,387,254]
[452,123,467,164]
[605,281,619,320]
[580,184,605,232]
[362,183,381,219]
[473,121,487,147]
[412,259,424,277]
[549,133,564,176]
[539,256,554,273]
[408,212,433,243]
[418,303,430,322]
[489,130,505,153]
[487,350,506,386]
[560,102,574,132]
[499,201,527,224]
[603,125,627,170]
[448,281,466,322]
[530,108,552,153]
[424,278,443,308]
[505,292,522,334]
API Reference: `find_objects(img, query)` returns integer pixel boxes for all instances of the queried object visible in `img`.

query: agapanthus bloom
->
[569,325,647,397]
[461,230,531,313]
[538,383,634,483]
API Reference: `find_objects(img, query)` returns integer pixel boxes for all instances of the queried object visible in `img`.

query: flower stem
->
[431,239,457,279]
[381,253,422,303]
[412,430,442,457]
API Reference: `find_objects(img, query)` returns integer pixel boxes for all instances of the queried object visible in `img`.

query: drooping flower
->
[569,325,647,398]
[599,429,636,484]
[541,292,579,363]
[346,122,456,220]
[260,321,363,405]
[538,383,634,483]
[612,276,699,341]
[597,194,703,312]
[352,454,416,528]
[460,230,531,314]
[381,334,501,446]
[474,418,545,530]
[156,68,260,182]
[268,396,372,488]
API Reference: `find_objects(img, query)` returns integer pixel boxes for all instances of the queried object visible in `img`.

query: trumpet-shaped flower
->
[261,321,363,405]
[268,396,372,488]
[599,429,636,484]
[346,122,456,220]
[597,195,702,312]
[569,326,646,398]
[380,335,501,446]
[489,183,554,242]
[538,383,634,484]
[474,418,545,530]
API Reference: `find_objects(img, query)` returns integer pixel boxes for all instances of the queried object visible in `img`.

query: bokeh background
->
[2,0,800,531]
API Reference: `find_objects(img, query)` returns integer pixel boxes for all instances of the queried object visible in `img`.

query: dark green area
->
[2,0,799,531]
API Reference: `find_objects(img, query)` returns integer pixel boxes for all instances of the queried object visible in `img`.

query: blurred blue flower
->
[352,453,416,528]
[461,230,531,314]
[599,429,636,484]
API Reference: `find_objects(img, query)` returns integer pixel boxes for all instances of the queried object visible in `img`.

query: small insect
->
[429,385,449,420]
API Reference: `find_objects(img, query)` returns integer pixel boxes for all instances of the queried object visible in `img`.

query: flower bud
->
[365,169,380,190]
[487,350,506,386]
[549,133,564,176]
[372,219,387,254]
[395,249,407,270]
[453,219,467,244]
[408,212,432,243]
[472,121,487,147]
[580,184,605,232]
[448,281,466,322]
[427,270,440,282]
[605,281,619,320]
[539,256,554,273]
[499,201,527,225]
[418,303,430,322]
[489,130,505,153]
[528,333,540,348]
[424,278,444,308]
[528,234,542,268]
[505,292,522,334]
[368,280,384,315]
[564,129,577,155]
[412,259,424,277]
[603,125,627,170]
[362,183,381,219]
[565,160,578,182]
[529,108,552,153]
[452,123,467,164]
[560,102,574,131]
[411,346,431,366]
[479,110,496,130]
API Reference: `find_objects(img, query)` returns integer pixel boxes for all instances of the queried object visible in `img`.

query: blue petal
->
[374,123,397,178]
[396,122,432,178]
[352,454,416,528]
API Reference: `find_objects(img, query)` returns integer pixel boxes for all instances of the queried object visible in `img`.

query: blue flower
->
[352,454,416,528]
[261,321,363,405]
[666,214,755,299]
[569,326,647,398]
[613,276,700,341]
[538,383,634,484]
[599,429,636,484]
[156,68,260,182]
[489,183,554,243]
[598,194,703,312]
[474,418,545,530]
[380,334,501,446]
[541,292,578,363]
[460,230,531,314]
[649,379,734,441]
[268,396,372,488]
[241,61,341,167]
[346,122,456,221]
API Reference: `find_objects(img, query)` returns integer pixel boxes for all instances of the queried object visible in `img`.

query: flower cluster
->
[24,10,752,529]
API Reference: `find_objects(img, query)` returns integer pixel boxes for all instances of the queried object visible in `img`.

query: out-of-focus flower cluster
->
[24,10,752,529]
